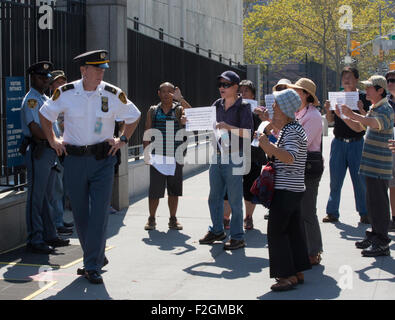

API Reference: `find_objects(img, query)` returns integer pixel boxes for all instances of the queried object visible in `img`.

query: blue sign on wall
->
[5,77,25,168]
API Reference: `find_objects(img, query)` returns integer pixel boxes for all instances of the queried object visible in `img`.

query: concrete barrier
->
[0,191,27,253]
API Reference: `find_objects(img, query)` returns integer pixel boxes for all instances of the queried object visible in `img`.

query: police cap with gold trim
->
[73,50,109,69]
[27,61,54,77]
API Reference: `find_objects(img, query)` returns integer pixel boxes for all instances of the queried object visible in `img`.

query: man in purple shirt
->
[199,71,253,250]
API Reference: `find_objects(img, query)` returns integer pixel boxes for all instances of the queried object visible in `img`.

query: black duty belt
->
[66,141,110,157]
[32,138,52,148]
[335,136,363,143]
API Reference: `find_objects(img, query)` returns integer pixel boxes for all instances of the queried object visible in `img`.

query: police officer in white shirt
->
[39,50,141,284]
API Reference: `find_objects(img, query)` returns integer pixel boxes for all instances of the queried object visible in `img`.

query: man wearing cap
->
[20,61,70,254]
[341,75,393,257]
[39,50,141,284]
[199,70,253,250]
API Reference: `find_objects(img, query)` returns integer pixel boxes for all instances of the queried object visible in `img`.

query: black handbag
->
[305,151,324,177]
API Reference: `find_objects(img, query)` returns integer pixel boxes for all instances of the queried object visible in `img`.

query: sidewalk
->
[0,128,394,300]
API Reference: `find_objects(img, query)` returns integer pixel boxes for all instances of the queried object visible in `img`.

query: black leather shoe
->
[63,222,74,228]
[77,256,108,275]
[46,238,70,248]
[323,214,339,223]
[362,244,390,257]
[224,239,246,250]
[85,270,103,284]
[355,238,372,249]
[26,243,55,254]
[56,226,73,236]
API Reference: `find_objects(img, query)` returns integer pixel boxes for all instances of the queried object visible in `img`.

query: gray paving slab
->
[0,128,394,300]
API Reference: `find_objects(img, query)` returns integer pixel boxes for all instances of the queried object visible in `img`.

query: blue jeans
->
[208,154,244,240]
[326,137,367,218]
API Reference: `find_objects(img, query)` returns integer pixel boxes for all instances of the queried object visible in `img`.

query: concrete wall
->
[0,191,27,253]
[127,0,244,65]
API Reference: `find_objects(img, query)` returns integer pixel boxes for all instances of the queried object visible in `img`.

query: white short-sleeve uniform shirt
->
[40,79,141,146]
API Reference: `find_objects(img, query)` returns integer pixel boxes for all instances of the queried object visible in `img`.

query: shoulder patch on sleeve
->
[61,84,75,92]
[104,85,117,95]
[118,91,127,104]
[52,88,61,101]
[27,99,38,109]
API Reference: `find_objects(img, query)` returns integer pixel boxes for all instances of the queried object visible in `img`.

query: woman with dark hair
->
[288,78,324,266]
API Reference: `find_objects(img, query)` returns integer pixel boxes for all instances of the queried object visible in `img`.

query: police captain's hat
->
[27,61,53,77]
[73,50,109,69]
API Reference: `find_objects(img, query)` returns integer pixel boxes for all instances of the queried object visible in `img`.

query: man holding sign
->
[341,75,393,257]
[323,67,370,224]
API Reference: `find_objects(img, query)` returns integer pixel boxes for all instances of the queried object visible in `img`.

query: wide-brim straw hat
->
[286,78,319,106]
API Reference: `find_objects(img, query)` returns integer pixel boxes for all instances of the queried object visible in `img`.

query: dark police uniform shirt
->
[333,91,370,139]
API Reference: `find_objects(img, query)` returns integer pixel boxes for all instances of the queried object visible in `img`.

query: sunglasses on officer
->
[387,79,395,84]
[217,82,236,89]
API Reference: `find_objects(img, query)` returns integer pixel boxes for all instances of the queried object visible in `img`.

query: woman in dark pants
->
[289,78,324,265]
[258,89,311,291]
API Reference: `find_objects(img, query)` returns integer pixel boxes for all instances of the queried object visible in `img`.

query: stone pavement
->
[0,128,394,300]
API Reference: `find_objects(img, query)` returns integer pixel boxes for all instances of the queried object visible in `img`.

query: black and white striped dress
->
[274,121,307,192]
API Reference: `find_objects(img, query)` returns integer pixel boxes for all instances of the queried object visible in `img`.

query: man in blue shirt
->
[199,71,253,250]
[21,62,70,254]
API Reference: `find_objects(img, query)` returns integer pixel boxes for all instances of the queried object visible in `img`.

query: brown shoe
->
[199,231,226,244]
[244,216,253,230]
[169,217,183,230]
[271,276,297,292]
[144,217,156,230]
[224,239,246,250]
[322,214,338,223]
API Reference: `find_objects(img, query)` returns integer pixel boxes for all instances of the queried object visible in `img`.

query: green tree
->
[244,0,395,97]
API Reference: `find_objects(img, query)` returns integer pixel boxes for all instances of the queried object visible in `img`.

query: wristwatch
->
[120,135,129,143]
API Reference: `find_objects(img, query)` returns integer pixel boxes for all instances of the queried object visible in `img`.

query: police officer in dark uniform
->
[20,62,70,254]
[39,50,141,284]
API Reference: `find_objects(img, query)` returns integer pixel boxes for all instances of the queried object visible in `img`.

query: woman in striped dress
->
[258,89,311,292]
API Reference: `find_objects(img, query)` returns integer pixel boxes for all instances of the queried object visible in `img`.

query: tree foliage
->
[244,0,395,92]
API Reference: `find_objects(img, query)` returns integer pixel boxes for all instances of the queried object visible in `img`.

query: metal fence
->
[127,19,247,156]
[0,0,86,192]
[262,59,338,108]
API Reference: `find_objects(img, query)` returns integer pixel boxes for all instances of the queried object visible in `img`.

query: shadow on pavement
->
[257,265,341,300]
[355,253,395,283]
[142,230,196,255]
[183,246,268,280]
[243,228,267,249]
[334,222,370,242]
[45,275,112,300]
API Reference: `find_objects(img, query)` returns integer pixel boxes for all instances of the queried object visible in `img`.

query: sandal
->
[271,276,297,292]
[295,272,304,284]
[309,253,322,265]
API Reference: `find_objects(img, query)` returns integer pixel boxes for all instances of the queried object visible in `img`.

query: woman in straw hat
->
[258,88,311,292]
[288,78,324,266]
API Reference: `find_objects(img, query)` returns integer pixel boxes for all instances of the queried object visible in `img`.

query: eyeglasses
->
[217,82,234,89]
[387,79,395,84]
